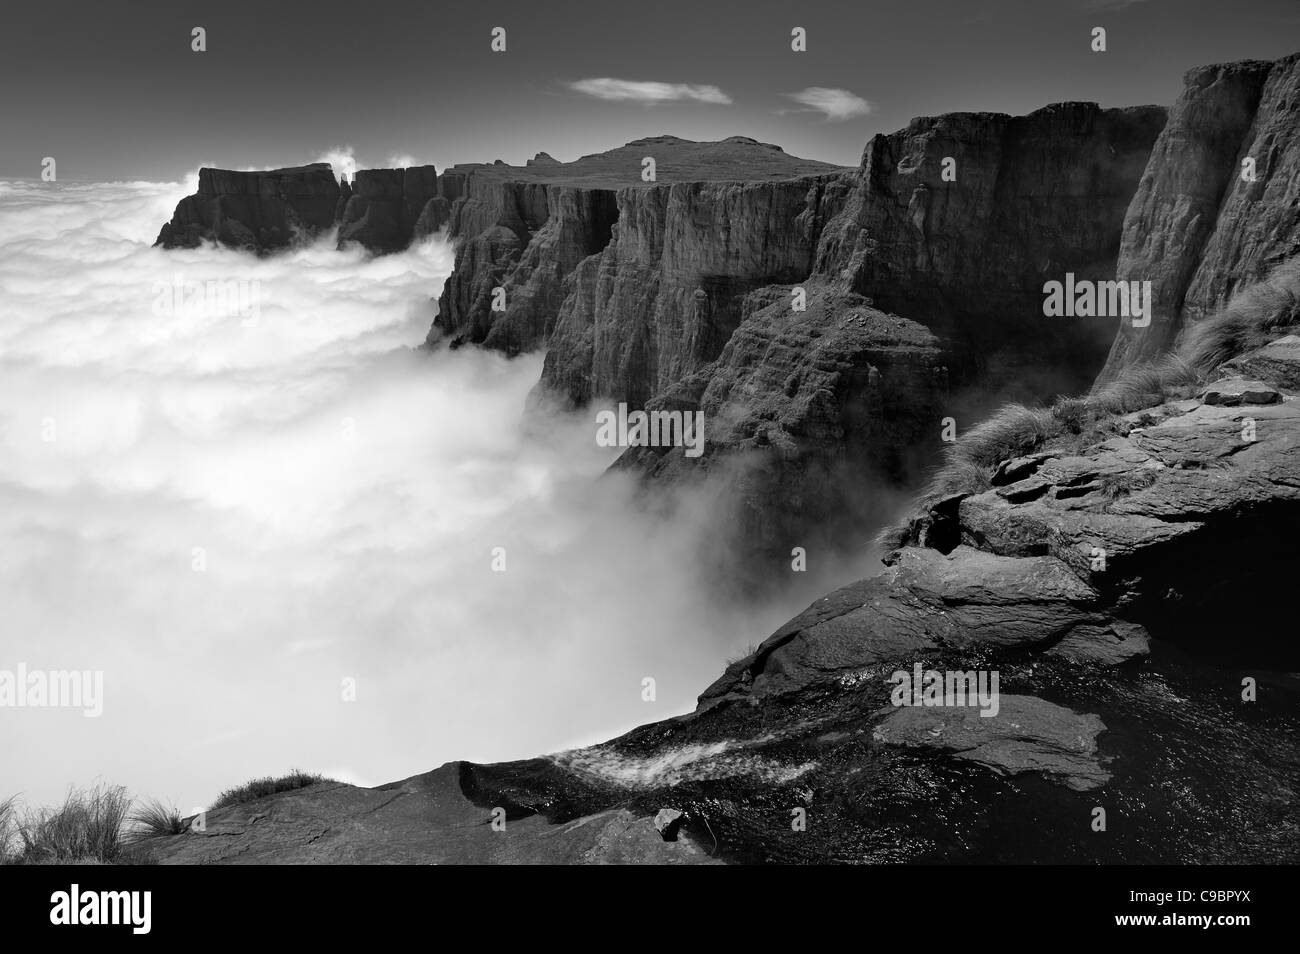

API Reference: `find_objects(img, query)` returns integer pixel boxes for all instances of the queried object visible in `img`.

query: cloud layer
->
[0,178,819,812]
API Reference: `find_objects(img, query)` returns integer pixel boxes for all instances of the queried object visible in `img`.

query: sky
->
[2,0,1298,180]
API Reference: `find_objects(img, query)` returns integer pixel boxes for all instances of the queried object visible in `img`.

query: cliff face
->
[155,163,456,253]
[1100,53,1300,380]
[610,283,952,578]
[433,175,619,355]
[155,164,341,250]
[336,166,442,252]
[432,137,847,373]
[816,103,1168,394]
[422,115,1165,581]
[581,110,1161,576]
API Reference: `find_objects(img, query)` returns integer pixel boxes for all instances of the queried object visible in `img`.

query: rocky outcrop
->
[156,163,457,253]
[147,763,717,865]
[154,164,342,251]
[610,284,952,578]
[813,103,1167,396]
[337,166,442,252]
[432,136,846,363]
[592,109,1163,577]
[1100,53,1300,380]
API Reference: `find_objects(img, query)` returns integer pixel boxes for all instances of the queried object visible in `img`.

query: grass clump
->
[128,797,187,840]
[949,404,1059,471]
[882,255,1300,550]
[1099,468,1161,501]
[0,795,17,863]
[11,784,131,864]
[208,769,331,811]
[1182,257,1300,373]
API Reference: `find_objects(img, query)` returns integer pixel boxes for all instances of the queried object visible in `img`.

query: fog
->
[0,175,845,812]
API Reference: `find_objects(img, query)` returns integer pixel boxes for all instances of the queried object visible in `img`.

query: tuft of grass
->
[1099,468,1161,501]
[1051,395,1092,434]
[14,784,131,864]
[1183,257,1300,373]
[947,404,1059,471]
[928,457,994,499]
[129,798,186,840]
[208,769,331,811]
[885,255,1300,551]
[725,642,761,666]
[0,795,17,864]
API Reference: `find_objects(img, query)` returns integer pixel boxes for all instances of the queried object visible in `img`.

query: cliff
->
[154,164,342,250]
[336,165,443,252]
[155,163,454,253]
[432,136,847,365]
[1099,52,1300,380]
[812,103,1167,395]
[595,108,1162,576]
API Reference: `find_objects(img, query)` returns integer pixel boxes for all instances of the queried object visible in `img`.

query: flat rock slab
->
[1200,377,1282,405]
[147,763,719,865]
[1222,335,1300,391]
[872,694,1110,791]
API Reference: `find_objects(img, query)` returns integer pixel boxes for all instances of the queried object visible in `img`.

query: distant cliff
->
[154,162,451,253]
[155,164,341,250]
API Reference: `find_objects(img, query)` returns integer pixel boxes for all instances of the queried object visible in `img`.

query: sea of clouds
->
[0,172,842,813]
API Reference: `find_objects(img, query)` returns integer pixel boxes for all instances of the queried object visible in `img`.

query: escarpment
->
[425,111,1168,579]
[336,166,444,252]
[814,102,1167,396]
[574,110,1162,576]
[1100,53,1300,380]
[432,137,848,365]
[155,164,343,250]
[155,162,454,253]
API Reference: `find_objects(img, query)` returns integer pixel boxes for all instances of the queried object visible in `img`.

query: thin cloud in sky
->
[568,77,733,105]
[784,87,872,121]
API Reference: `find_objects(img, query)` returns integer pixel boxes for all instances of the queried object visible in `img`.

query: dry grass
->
[0,795,17,864]
[208,769,331,811]
[7,784,133,864]
[1182,257,1300,373]
[881,255,1300,550]
[128,798,187,840]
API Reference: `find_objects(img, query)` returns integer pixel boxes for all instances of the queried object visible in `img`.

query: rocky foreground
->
[151,330,1300,864]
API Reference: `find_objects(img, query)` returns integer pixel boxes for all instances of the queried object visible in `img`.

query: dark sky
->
[3,0,1297,180]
